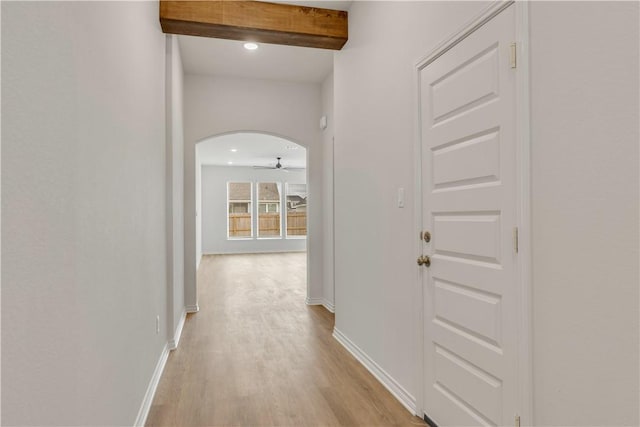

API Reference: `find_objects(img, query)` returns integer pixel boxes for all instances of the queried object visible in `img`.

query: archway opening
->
[194,132,310,303]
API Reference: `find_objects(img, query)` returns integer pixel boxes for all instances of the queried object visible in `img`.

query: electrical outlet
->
[156,315,160,334]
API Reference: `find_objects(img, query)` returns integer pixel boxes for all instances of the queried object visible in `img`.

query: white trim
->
[133,344,169,427]
[332,136,336,319]
[186,304,199,313]
[416,0,514,70]
[333,328,416,415]
[285,236,307,240]
[305,148,312,315]
[203,249,306,256]
[305,296,324,306]
[305,297,334,313]
[196,253,202,270]
[414,0,532,423]
[412,56,425,420]
[514,1,534,424]
[168,309,187,350]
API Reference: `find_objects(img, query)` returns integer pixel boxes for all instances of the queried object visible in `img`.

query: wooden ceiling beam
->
[159,1,348,50]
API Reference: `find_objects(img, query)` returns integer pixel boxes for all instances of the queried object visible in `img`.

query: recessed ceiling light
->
[227,161,233,165]
[230,148,238,152]
[244,42,258,51]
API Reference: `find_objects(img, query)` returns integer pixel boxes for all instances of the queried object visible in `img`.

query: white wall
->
[184,75,324,308]
[166,35,186,344]
[2,2,168,425]
[334,0,491,409]
[529,2,639,425]
[201,166,306,254]
[335,1,639,424]
[196,147,203,272]
[321,73,335,311]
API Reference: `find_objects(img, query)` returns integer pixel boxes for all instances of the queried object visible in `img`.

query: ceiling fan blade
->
[252,157,303,171]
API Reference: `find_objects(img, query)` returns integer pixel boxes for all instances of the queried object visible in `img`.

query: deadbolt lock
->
[423,231,431,242]
[417,255,431,267]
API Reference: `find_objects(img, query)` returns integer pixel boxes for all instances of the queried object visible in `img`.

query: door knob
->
[417,255,431,267]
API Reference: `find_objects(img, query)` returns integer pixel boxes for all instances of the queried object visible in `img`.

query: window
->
[286,183,307,237]
[259,203,279,213]
[227,182,252,238]
[257,182,281,237]
[226,181,306,240]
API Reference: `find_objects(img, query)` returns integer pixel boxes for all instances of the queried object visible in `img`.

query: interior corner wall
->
[166,34,186,339]
[184,75,324,309]
[335,1,639,424]
[321,72,335,309]
[201,166,307,254]
[2,2,168,425]
[333,0,491,408]
[529,2,639,425]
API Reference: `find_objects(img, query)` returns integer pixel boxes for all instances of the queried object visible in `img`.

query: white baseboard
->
[133,343,170,427]
[305,296,324,306]
[168,309,187,350]
[186,304,199,313]
[322,299,335,313]
[204,249,306,255]
[332,328,416,415]
[306,297,335,313]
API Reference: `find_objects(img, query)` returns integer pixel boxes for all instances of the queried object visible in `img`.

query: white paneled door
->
[419,4,520,426]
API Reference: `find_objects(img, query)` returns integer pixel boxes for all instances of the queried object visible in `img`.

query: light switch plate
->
[320,115,327,130]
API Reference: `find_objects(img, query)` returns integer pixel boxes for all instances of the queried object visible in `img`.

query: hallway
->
[146,253,424,426]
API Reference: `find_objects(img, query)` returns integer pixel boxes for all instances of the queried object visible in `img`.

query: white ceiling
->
[179,36,334,83]
[178,1,352,83]
[198,133,307,169]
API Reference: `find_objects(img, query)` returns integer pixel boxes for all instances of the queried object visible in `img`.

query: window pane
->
[258,182,281,237]
[286,183,307,237]
[228,182,252,238]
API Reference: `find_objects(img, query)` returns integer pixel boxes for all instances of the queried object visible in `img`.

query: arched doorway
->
[189,131,316,309]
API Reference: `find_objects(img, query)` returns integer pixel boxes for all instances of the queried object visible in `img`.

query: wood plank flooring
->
[146,253,425,427]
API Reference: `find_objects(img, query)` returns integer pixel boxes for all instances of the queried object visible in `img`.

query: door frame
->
[412,1,532,424]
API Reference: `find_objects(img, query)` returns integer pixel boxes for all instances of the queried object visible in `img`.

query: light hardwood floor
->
[146,253,425,427]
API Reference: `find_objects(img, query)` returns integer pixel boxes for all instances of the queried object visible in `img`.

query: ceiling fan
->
[253,157,304,172]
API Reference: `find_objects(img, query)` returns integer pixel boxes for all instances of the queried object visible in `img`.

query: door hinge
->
[510,42,517,69]
[513,227,519,253]
[515,414,521,427]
